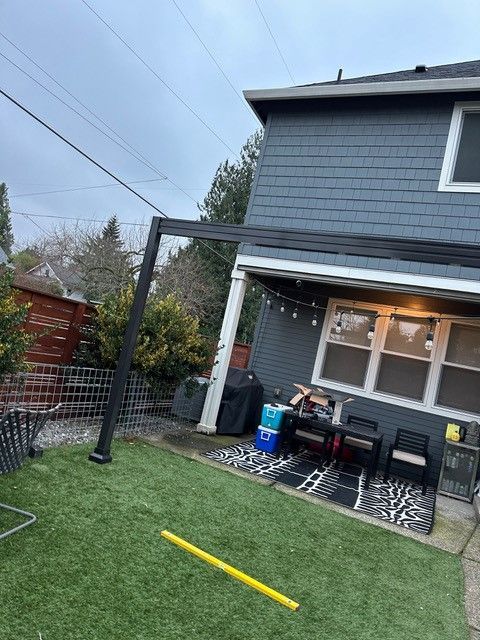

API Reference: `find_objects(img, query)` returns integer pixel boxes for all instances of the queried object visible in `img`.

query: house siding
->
[249,296,469,484]
[240,93,480,281]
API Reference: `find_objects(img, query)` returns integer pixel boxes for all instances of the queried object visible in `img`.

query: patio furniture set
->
[257,404,431,494]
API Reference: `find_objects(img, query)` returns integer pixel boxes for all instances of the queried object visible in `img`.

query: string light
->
[425,317,435,351]
[312,310,318,326]
[251,280,480,324]
[367,323,375,340]
[292,304,298,319]
[335,319,342,333]
[266,297,272,307]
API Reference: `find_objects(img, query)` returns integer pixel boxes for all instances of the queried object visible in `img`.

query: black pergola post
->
[89,216,162,463]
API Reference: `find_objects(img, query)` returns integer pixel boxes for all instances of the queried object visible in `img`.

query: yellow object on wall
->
[160,530,300,611]
[446,423,461,441]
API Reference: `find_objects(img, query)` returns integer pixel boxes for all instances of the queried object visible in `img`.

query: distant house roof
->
[244,59,480,123]
[27,261,82,290]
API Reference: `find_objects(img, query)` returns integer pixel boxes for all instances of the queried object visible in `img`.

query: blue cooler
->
[255,426,281,454]
[261,403,291,430]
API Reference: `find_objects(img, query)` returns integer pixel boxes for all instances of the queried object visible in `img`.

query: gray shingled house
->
[198,60,480,485]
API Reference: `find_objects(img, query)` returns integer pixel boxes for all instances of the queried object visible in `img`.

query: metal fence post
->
[89,217,162,463]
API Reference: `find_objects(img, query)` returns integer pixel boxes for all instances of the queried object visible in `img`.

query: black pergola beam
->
[90,215,480,464]
[159,218,480,268]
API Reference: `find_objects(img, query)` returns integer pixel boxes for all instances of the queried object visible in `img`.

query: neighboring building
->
[200,60,480,483]
[26,261,85,302]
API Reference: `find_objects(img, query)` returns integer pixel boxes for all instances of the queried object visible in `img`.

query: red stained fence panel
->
[14,285,95,365]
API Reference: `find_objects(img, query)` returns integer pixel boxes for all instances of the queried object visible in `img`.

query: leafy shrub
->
[0,269,35,381]
[92,287,211,388]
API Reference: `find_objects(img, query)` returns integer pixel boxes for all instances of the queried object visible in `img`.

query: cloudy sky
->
[2,0,480,245]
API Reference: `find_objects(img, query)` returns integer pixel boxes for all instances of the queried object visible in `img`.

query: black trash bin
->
[216,368,264,435]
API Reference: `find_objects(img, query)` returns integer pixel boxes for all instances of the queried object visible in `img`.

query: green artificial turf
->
[0,441,468,640]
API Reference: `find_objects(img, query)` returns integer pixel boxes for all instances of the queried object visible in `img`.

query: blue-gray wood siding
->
[240,93,480,280]
[249,296,470,484]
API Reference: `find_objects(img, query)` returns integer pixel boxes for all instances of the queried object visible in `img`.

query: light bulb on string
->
[292,304,298,319]
[261,292,266,299]
[266,297,272,307]
[280,300,285,313]
[390,307,397,324]
[312,311,318,327]
[425,317,435,351]
[335,320,342,334]
[367,315,378,341]
[252,285,256,292]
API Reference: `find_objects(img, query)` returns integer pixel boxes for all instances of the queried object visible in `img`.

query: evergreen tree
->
[167,131,263,341]
[79,215,133,301]
[0,183,14,255]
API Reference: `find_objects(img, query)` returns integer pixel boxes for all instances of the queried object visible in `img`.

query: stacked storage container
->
[255,404,292,453]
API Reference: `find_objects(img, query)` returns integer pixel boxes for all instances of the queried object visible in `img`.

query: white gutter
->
[244,77,480,108]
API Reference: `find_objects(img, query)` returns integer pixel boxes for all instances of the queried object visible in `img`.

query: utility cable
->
[253,0,295,85]
[170,0,255,120]
[80,0,239,158]
[0,32,170,181]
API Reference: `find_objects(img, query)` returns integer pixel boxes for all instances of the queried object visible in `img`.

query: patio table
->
[284,414,384,489]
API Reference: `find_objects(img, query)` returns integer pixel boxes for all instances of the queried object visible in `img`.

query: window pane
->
[452,112,480,183]
[383,316,431,358]
[329,306,375,347]
[437,365,480,413]
[321,343,369,387]
[375,354,429,401]
[445,323,480,368]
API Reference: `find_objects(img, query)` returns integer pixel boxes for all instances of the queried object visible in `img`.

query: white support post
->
[197,269,248,434]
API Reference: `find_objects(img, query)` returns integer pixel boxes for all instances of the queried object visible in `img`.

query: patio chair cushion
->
[295,428,325,444]
[344,436,373,451]
[392,449,426,467]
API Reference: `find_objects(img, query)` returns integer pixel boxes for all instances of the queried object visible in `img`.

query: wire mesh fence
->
[0,364,209,447]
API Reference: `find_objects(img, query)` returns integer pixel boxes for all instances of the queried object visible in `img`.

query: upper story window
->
[439,102,480,192]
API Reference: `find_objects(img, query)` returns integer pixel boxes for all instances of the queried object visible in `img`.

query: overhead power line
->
[12,210,149,227]
[0,34,202,204]
[80,0,240,159]
[1,87,232,266]
[0,32,170,181]
[11,178,164,198]
[0,87,169,218]
[170,0,255,121]
[253,0,295,85]
[0,50,167,180]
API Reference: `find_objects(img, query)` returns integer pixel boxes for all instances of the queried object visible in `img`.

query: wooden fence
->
[14,284,95,365]
[14,284,251,370]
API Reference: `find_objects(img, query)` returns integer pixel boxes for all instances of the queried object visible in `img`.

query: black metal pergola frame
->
[89,216,480,463]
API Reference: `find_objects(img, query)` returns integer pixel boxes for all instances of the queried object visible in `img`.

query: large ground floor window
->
[312,298,480,420]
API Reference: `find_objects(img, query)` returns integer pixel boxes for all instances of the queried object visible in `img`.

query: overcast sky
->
[2,0,480,245]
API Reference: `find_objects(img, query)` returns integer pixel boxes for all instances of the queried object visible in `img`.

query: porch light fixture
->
[425,317,435,351]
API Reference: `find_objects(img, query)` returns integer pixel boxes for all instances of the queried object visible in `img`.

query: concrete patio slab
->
[464,525,480,562]
[463,558,480,632]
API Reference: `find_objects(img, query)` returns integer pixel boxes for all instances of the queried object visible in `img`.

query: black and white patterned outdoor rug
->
[203,440,436,534]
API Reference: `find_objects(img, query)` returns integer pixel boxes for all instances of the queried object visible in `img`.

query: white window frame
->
[312,298,480,421]
[438,101,480,193]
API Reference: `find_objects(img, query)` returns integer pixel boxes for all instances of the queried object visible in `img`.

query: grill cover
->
[216,368,264,435]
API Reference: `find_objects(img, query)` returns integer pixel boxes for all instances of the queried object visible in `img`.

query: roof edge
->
[244,77,480,122]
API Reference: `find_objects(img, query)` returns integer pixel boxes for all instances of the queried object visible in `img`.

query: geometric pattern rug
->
[203,440,436,534]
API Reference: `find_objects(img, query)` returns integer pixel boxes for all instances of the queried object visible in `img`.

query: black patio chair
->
[0,405,60,540]
[383,428,430,495]
[345,415,379,452]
